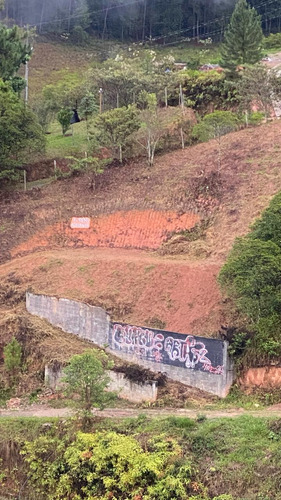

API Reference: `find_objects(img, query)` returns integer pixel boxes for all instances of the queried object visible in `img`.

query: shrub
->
[4,337,22,384]
[219,191,281,364]
[23,431,204,499]
[263,33,281,49]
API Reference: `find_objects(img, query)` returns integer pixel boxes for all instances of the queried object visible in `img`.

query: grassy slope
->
[0,415,281,499]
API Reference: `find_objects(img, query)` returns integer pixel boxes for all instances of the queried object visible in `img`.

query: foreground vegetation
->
[219,191,281,367]
[0,414,281,499]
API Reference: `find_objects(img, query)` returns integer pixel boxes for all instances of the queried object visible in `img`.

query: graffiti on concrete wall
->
[110,323,224,375]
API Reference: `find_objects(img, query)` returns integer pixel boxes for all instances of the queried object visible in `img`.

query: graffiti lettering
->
[113,324,164,362]
[203,363,224,375]
[111,323,224,375]
[164,335,212,369]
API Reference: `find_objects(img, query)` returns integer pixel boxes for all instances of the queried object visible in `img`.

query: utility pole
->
[99,88,103,113]
[24,27,29,104]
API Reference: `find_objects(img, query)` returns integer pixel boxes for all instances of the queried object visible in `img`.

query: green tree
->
[237,65,281,121]
[221,0,263,72]
[93,105,140,163]
[135,93,188,167]
[0,25,30,81]
[0,80,45,183]
[4,337,22,385]
[192,111,239,170]
[62,350,115,423]
[219,191,281,364]
[79,92,98,141]
[57,107,72,136]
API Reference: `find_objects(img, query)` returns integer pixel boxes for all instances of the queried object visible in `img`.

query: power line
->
[28,0,147,28]
[150,0,279,43]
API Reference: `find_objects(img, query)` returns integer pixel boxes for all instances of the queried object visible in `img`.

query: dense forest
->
[0,0,281,42]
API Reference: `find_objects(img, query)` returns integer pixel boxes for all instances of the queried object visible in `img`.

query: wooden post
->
[179,84,184,108]
[54,160,57,179]
[24,27,29,104]
[99,88,103,113]
[165,87,168,108]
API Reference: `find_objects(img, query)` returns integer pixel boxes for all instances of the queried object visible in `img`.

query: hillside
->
[1,120,281,336]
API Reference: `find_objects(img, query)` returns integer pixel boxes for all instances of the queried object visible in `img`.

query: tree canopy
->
[219,191,281,365]
[0,25,30,81]
[1,0,280,42]
[221,0,263,72]
[0,79,45,182]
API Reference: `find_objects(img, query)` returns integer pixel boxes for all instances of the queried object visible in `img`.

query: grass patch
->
[144,264,155,273]
[46,120,89,159]
[1,414,281,499]
[39,258,64,272]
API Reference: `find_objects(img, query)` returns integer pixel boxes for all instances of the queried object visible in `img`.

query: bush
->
[192,111,239,143]
[57,107,72,136]
[263,33,281,49]
[4,337,22,384]
[23,431,205,499]
[219,191,281,364]
[71,25,89,45]
[248,111,265,126]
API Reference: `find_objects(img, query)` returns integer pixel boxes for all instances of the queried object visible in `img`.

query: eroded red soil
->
[11,210,199,257]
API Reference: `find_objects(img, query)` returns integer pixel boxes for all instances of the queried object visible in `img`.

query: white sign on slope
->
[70,217,91,229]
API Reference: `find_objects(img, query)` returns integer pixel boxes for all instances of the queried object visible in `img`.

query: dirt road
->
[1,405,281,419]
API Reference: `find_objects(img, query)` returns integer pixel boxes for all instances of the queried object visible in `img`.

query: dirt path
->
[1,405,281,419]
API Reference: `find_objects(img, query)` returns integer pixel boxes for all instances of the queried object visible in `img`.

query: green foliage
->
[221,0,263,72]
[80,92,98,119]
[42,72,82,114]
[248,111,264,126]
[62,349,115,414]
[192,111,239,143]
[250,192,281,247]
[93,105,140,162]
[0,79,45,183]
[57,107,72,136]
[263,33,281,49]
[219,191,281,364]
[237,64,281,119]
[65,155,107,189]
[71,25,89,45]
[180,70,238,112]
[4,337,22,384]
[192,111,239,170]
[3,415,281,499]
[23,430,203,500]
[0,25,30,81]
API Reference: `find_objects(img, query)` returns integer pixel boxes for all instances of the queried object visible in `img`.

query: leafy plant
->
[64,155,107,189]
[219,191,281,364]
[4,337,22,385]
[192,111,239,169]
[62,350,115,426]
[57,107,73,136]
[23,430,204,500]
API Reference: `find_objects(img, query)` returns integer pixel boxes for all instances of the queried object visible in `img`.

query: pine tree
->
[221,0,263,72]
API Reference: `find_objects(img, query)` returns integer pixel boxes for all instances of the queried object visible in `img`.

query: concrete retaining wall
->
[27,292,234,398]
[45,364,158,403]
[26,292,109,346]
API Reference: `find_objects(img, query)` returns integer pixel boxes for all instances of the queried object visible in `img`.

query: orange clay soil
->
[2,121,281,335]
[0,248,223,336]
[11,210,200,257]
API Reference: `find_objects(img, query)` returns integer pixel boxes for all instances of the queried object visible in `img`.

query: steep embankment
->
[1,120,281,335]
